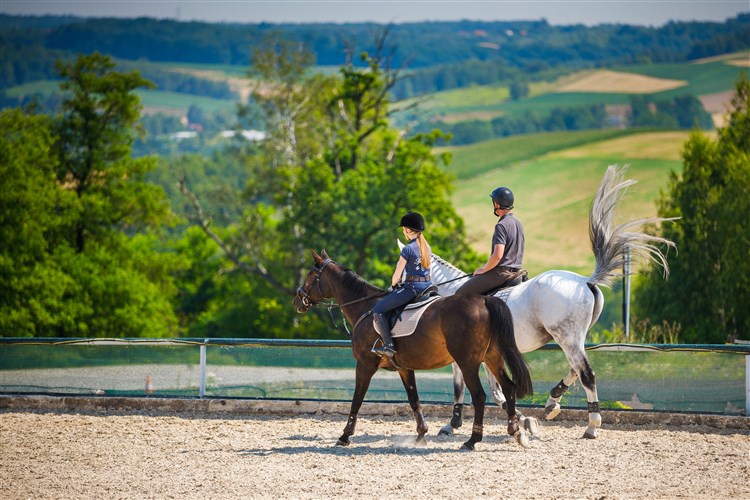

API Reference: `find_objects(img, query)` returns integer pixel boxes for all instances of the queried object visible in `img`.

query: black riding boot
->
[371,313,396,357]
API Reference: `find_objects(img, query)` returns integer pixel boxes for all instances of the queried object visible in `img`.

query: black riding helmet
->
[490,187,514,210]
[399,211,426,232]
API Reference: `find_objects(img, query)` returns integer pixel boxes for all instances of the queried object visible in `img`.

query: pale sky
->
[1,1,748,27]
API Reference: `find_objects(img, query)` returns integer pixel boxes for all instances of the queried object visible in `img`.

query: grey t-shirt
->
[491,213,524,269]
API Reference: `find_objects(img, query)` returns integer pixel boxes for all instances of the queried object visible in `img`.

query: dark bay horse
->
[293,250,533,450]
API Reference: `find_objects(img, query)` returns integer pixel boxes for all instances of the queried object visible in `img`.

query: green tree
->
[509,80,529,101]
[180,32,478,338]
[634,74,750,343]
[1,53,179,338]
[54,52,167,252]
[51,53,178,337]
[0,109,74,336]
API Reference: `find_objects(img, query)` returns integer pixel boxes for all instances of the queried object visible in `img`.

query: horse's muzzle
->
[293,288,312,313]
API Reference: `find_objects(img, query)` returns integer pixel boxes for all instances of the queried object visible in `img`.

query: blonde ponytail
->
[416,233,431,270]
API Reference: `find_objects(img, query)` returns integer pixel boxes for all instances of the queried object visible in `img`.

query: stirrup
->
[372,344,396,357]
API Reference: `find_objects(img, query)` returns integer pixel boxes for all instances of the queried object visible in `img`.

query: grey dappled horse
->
[421,165,676,439]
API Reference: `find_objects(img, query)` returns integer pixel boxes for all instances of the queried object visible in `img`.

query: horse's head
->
[293,249,335,313]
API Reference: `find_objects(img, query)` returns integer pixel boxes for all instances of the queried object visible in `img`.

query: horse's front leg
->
[398,369,428,445]
[337,359,378,447]
[458,364,485,451]
[439,362,465,436]
[487,365,539,436]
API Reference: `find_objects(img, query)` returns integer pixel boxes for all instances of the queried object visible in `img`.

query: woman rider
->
[371,211,432,357]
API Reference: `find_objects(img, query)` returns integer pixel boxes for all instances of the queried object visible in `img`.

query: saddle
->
[386,285,441,337]
[482,269,529,297]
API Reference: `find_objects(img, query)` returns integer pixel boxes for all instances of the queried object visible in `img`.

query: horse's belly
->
[515,332,551,353]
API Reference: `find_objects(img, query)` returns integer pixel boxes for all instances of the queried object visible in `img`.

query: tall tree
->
[634,73,750,343]
[54,52,167,252]
[180,32,478,338]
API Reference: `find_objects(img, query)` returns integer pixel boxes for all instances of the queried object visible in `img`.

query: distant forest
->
[2,13,749,98]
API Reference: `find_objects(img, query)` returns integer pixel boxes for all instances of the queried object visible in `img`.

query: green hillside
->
[447,130,691,276]
[440,128,646,180]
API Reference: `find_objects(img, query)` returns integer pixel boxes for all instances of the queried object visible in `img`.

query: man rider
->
[455,186,524,296]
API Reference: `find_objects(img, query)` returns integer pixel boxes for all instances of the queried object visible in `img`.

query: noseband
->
[296,258,334,308]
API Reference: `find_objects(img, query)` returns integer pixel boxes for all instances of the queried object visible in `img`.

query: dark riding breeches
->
[455,266,518,296]
[372,282,430,315]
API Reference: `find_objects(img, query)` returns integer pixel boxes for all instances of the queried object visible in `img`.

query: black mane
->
[339,265,381,297]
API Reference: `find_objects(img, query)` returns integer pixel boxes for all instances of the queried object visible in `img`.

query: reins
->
[297,258,472,337]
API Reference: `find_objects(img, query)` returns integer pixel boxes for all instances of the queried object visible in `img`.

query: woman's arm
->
[391,256,408,287]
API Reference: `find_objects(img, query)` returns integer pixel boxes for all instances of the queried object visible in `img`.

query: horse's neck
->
[429,255,468,296]
[330,273,382,325]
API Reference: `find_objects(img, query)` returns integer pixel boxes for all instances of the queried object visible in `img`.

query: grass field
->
[136,90,237,114]
[439,128,646,180]
[446,130,692,275]
[4,80,60,97]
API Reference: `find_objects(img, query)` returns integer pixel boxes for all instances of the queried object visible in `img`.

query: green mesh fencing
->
[0,339,747,415]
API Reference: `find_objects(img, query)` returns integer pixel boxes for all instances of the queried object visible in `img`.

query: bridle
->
[296,258,334,309]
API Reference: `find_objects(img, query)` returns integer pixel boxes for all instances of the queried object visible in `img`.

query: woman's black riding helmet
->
[490,187,514,210]
[399,211,426,232]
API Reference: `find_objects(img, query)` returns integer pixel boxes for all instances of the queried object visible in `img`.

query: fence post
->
[199,341,207,398]
[623,246,631,339]
[745,355,749,416]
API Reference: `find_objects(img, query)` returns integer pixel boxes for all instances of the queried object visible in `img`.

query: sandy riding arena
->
[1,401,749,499]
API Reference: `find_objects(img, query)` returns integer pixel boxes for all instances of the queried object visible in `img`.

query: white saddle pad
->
[391,296,442,338]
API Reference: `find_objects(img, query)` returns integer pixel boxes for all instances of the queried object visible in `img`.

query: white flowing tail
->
[588,165,677,287]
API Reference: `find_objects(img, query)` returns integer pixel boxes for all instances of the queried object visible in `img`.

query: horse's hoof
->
[335,438,350,447]
[438,425,455,436]
[583,427,599,439]
[544,403,561,420]
[460,442,475,451]
[415,436,427,447]
[514,430,531,449]
[522,416,540,436]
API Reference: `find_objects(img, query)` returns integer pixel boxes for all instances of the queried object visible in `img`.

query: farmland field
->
[554,69,687,94]
[414,56,747,122]
[447,130,691,274]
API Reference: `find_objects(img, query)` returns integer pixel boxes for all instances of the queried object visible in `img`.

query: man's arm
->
[474,243,504,275]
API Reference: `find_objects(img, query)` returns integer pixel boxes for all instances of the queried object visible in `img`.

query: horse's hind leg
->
[578,356,601,439]
[544,368,578,420]
[438,362,466,436]
[398,369,428,445]
[337,359,378,447]
[556,343,601,439]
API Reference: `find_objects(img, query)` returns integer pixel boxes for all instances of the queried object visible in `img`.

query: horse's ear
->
[310,250,322,264]
[321,249,330,260]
